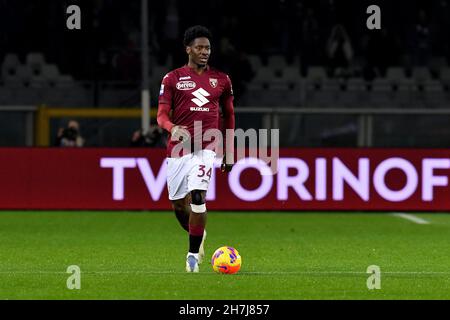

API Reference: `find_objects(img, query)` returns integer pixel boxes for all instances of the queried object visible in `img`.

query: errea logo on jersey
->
[176,81,196,90]
[191,88,210,107]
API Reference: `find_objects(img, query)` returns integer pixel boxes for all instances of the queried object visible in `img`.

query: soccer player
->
[157,26,235,272]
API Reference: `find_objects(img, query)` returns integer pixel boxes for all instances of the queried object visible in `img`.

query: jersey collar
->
[184,64,210,75]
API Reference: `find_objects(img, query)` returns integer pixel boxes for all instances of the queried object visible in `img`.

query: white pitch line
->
[0,270,449,275]
[392,213,430,225]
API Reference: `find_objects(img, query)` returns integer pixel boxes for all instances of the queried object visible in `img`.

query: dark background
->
[0,0,449,147]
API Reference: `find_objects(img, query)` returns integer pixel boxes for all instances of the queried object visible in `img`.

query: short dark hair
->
[183,25,212,47]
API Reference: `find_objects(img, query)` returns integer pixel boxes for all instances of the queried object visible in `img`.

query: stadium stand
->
[0,0,449,147]
[1,52,449,109]
[1,1,449,110]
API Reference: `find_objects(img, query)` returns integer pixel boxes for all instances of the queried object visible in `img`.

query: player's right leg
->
[171,194,191,232]
[167,154,191,231]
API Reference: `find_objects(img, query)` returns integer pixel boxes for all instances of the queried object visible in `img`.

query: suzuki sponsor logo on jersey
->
[176,81,196,90]
[191,88,211,107]
[190,107,210,112]
[209,78,218,88]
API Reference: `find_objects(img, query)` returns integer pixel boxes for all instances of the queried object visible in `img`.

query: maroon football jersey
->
[158,65,233,157]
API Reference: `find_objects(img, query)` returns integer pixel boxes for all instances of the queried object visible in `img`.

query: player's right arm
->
[157,104,189,141]
[157,103,174,133]
[157,73,189,141]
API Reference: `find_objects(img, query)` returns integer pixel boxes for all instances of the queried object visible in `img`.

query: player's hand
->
[221,156,233,173]
[171,125,190,141]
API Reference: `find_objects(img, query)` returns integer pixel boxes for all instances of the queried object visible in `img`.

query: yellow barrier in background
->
[35,106,157,146]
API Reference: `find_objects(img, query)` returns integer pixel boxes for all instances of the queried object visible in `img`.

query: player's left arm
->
[221,76,235,173]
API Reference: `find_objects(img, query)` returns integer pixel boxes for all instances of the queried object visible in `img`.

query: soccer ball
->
[211,246,242,274]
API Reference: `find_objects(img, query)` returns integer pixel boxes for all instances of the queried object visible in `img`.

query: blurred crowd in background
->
[1,0,449,148]
[2,0,449,83]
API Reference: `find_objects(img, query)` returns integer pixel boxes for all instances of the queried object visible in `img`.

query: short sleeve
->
[158,73,174,105]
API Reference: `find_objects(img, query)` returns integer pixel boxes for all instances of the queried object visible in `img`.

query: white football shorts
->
[166,149,216,201]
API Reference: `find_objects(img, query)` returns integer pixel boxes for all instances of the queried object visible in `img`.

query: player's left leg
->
[185,150,215,272]
[172,193,207,265]
[186,189,207,273]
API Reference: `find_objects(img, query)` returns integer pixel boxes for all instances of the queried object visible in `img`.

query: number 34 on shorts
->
[166,150,216,200]
[197,165,212,179]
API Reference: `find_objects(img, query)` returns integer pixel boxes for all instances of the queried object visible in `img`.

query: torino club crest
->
[209,78,218,88]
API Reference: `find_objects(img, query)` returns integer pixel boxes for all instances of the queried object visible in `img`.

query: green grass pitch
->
[0,211,449,299]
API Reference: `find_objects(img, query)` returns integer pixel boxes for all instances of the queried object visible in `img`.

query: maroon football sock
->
[188,213,206,254]
[188,225,204,254]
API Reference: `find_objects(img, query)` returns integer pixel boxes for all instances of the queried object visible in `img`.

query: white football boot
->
[186,253,199,273]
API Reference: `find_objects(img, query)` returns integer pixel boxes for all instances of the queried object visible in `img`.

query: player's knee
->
[191,190,205,205]
[190,190,206,213]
